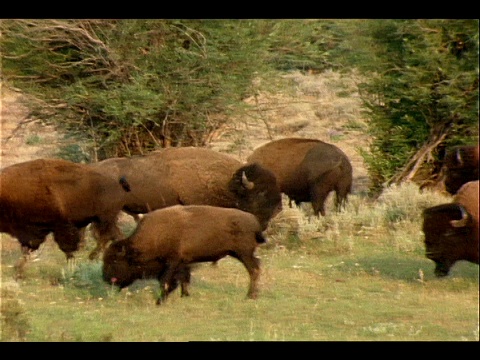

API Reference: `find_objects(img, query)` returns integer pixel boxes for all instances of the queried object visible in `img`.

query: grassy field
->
[1,183,478,342]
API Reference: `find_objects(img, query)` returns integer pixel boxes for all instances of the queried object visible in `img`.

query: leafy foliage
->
[1,20,277,159]
[1,20,478,192]
[353,20,479,192]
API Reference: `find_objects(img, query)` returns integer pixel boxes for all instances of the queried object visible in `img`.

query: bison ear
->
[456,148,463,166]
[242,171,255,190]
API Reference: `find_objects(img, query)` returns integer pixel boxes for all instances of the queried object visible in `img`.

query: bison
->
[102,205,266,304]
[246,137,353,216]
[443,144,479,195]
[0,158,130,276]
[422,180,479,277]
[88,147,282,229]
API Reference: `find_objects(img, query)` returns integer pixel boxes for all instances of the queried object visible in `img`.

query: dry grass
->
[1,182,478,341]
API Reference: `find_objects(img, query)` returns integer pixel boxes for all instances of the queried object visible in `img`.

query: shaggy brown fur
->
[0,158,130,276]
[247,138,353,216]
[443,145,479,195]
[422,180,479,277]
[89,147,282,228]
[102,205,266,304]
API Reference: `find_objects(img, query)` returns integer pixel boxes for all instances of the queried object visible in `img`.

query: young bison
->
[102,205,267,304]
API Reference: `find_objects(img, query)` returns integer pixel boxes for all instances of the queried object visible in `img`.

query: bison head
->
[102,240,147,288]
[228,163,282,230]
[443,145,479,195]
[422,203,475,277]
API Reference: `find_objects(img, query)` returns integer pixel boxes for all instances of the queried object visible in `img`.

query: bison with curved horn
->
[422,180,479,277]
[246,137,353,216]
[88,147,283,232]
[102,205,267,304]
[0,158,131,277]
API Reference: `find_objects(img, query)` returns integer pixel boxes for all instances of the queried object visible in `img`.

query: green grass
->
[1,183,478,342]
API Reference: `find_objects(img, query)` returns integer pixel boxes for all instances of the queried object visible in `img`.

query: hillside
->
[1,70,371,195]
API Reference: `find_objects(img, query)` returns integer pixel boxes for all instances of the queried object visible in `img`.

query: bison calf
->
[102,205,267,304]
[422,180,479,277]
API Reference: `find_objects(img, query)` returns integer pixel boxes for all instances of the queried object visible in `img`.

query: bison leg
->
[176,265,191,297]
[334,180,351,212]
[14,245,34,280]
[156,261,181,305]
[53,224,82,260]
[14,231,49,280]
[310,186,331,216]
[232,253,261,299]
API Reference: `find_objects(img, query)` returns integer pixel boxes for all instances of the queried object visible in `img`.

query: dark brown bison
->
[0,158,130,276]
[88,147,282,229]
[443,145,479,195]
[102,205,266,304]
[422,180,479,277]
[246,138,353,216]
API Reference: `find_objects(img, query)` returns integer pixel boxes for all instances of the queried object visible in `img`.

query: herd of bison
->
[0,138,478,305]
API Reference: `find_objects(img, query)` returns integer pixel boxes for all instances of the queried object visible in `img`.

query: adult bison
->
[443,144,479,195]
[246,137,353,216]
[103,205,266,304]
[88,147,282,229]
[0,158,130,276]
[422,180,479,277]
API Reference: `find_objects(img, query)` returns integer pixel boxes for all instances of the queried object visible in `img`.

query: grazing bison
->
[247,138,353,216]
[443,145,479,195]
[0,158,130,276]
[103,205,266,304]
[89,147,282,229]
[422,180,479,277]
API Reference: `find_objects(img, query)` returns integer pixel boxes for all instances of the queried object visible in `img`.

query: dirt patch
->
[1,86,64,169]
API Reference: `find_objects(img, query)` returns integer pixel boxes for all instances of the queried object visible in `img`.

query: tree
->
[1,19,277,159]
[353,20,479,193]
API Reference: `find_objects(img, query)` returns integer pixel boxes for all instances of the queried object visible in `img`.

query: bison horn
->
[456,148,463,166]
[119,245,127,257]
[241,171,255,190]
[450,205,469,228]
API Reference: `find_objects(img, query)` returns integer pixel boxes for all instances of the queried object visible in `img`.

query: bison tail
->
[119,176,131,192]
[255,231,267,244]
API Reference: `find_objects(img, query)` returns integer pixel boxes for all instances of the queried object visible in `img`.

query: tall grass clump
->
[266,182,453,257]
[1,281,30,342]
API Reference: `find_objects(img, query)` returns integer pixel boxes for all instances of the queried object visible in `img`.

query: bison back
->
[0,158,125,224]
[453,180,479,223]
[127,205,263,262]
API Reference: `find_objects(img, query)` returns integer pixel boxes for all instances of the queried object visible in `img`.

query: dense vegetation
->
[1,19,478,191]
